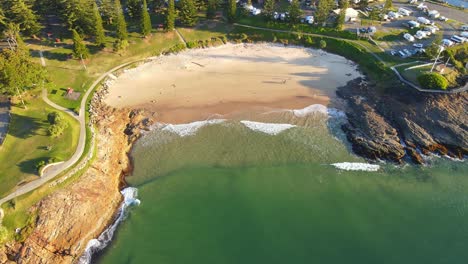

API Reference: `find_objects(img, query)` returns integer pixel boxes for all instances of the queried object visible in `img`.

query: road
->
[0,60,144,206]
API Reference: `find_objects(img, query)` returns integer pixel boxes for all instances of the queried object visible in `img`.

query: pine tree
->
[179,0,198,27]
[165,0,176,31]
[316,0,334,26]
[288,0,303,25]
[384,0,392,10]
[72,29,89,59]
[226,0,237,23]
[127,0,142,19]
[336,0,348,30]
[3,0,42,36]
[114,0,128,40]
[262,0,275,21]
[206,0,218,19]
[93,2,106,47]
[141,0,152,36]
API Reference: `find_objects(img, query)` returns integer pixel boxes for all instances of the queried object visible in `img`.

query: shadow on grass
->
[8,113,44,139]
[17,157,46,175]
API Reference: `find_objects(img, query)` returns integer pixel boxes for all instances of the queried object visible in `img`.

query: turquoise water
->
[96,109,468,264]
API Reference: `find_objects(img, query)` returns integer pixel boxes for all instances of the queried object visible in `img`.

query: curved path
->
[0,60,143,205]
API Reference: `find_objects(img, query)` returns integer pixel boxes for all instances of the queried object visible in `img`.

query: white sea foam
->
[331,162,380,172]
[77,187,140,264]
[160,119,225,137]
[290,104,346,118]
[240,120,296,135]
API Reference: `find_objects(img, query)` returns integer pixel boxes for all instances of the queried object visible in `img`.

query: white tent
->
[332,8,359,22]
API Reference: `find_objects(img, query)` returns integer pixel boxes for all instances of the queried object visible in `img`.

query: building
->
[332,8,359,22]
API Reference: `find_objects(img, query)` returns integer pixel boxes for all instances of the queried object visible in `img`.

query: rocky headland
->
[0,94,153,263]
[337,78,468,164]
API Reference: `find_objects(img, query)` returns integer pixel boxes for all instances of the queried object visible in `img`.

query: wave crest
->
[240,120,296,135]
[291,104,345,118]
[160,119,226,137]
[331,162,380,172]
[77,187,140,264]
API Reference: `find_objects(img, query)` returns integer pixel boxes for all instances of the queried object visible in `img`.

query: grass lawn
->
[28,29,181,110]
[0,92,79,197]
[177,20,231,42]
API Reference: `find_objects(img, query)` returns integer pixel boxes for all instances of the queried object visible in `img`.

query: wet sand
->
[104,43,361,123]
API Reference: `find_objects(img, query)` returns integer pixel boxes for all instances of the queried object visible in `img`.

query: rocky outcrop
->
[0,98,153,263]
[337,78,468,163]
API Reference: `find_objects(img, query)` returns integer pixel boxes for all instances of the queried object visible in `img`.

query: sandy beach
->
[104,43,361,123]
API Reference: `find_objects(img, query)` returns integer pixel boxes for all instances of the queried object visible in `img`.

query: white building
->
[332,8,359,22]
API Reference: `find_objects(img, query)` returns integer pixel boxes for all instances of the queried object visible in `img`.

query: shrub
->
[417,73,449,90]
[164,43,187,54]
[304,36,314,47]
[319,40,327,49]
[47,112,68,137]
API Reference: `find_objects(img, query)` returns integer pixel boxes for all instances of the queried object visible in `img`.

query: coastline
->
[1,42,466,263]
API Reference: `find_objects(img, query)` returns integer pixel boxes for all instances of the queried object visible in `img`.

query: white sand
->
[104,43,361,123]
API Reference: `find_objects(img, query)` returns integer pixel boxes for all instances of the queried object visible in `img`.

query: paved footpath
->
[0,60,143,206]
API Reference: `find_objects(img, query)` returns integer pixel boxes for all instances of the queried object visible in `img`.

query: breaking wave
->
[331,162,380,172]
[240,120,296,135]
[77,187,141,264]
[159,119,226,137]
[290,104,346,118]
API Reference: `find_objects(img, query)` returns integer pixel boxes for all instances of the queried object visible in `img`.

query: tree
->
[99,0,116,25]
[262,0,275,21]
[320,39,327,49]
[2,0,42,36]
[72,29,89,59]
[359,0,369,10]
[384,0,392,10]
[316,0,334,26]
[55,0,95,36]
[338,0,347,8]
[93,2,106,47]
[141,0,153,36]
[336,0,348,30]
[127,0,142,19]
[0,38,47,108]
[288,0,303,25]
[47,112,68,138]
[165,0,176,31]
[206,0,218,19]
[114,0,128,41]
[179,0,198,27]
[417,73,448,90]
[226,0,237,23]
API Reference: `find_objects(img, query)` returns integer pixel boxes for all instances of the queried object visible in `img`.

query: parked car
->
[404,33,415,42]
[413,43,424,48]
[424,26,438,33]
[417,3,428,9]
[461,25,468,31]
[403,49,412,56]
[442,38,454,46]
[304,15,314,24]
[415,30,428,39]
[409,0,417,4]
[388,11,401,19]
[451,35,467,43]
[439,16,448,21]
[398,8,412,16]
[461,32,468,38]
[406,20,420,29]
[428,10,440,19]
[398,50,407,58]
[390,50,397,56]
[417,17,433,25]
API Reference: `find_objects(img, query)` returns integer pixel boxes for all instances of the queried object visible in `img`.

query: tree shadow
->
[8,113,44,139]
[17,157,47,175]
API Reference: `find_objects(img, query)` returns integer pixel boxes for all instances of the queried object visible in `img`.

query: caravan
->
[417,17,433,25]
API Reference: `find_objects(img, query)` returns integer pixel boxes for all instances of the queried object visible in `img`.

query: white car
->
[415,30,428,38]
[461,32,468,38]
[304,15,314,24]
[404,33,415,42]
[439,16,448,21]
[442,39,454,46]
[413,43,423,48]
[424,26,438,33]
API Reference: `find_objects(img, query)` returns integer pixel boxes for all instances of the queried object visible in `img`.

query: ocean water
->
[95,106,468,264]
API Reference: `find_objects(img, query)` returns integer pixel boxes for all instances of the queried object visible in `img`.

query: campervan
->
[398,8,412,16]
[417,17,432,25]
[451,35,467,43]
[428,10,440,19]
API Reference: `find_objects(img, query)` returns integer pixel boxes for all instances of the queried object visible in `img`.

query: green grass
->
[400,65,432,85]
[0,93,80,197]
[177,20,231,42]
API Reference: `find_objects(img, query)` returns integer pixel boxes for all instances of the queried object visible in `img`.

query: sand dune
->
[104,43,361,123]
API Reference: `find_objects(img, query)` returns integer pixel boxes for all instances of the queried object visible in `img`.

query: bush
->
[417,73,449,90]
[47,112,68,137]
[164,43,187,54]
[319,40,327,49]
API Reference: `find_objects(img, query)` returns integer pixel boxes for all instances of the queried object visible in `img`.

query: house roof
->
[332,8,359,18]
